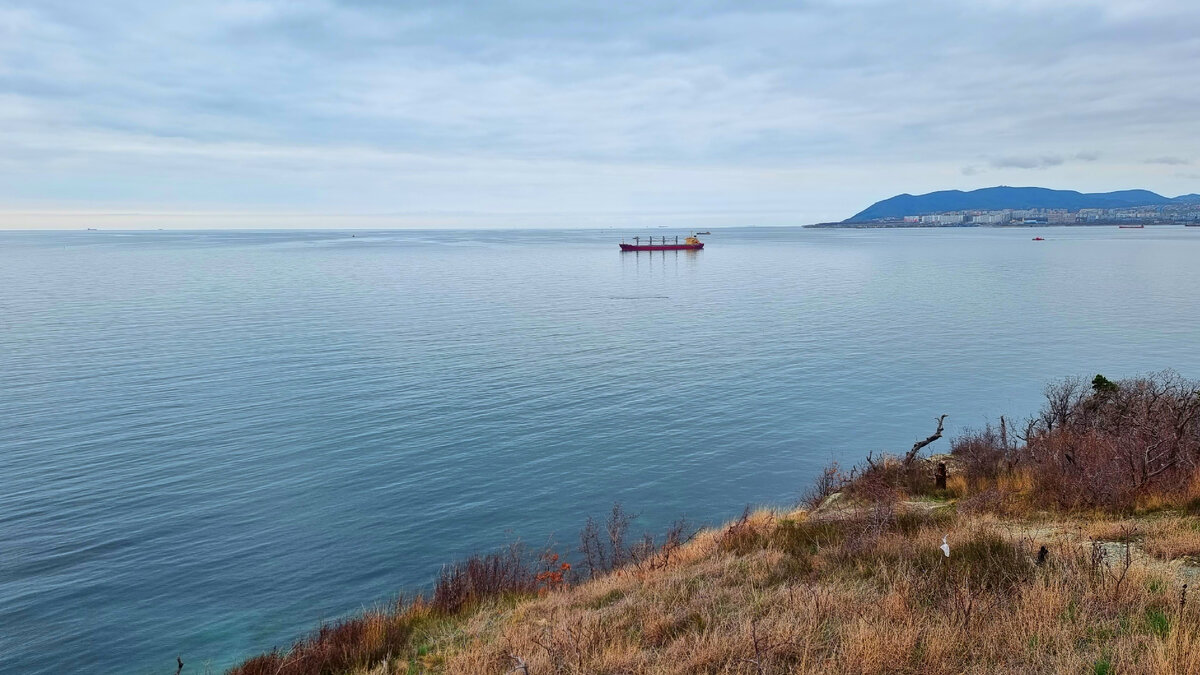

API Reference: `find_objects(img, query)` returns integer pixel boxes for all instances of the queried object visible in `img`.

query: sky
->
[2,0,1199,229]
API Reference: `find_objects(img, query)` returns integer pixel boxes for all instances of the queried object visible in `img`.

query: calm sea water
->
[3,226,1200,673]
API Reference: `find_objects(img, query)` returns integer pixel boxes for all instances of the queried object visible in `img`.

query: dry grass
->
[229,502,1200,675]
[496,512,1189,674]
[1138,519,1200,562]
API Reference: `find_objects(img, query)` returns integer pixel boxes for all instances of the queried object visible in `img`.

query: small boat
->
[1032,237,1044,241]
[1118,224,1144,229]
[695,231,711,235]
[620,235,704,251]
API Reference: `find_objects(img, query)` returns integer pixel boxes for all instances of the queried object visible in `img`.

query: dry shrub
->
[1024,428,1139,509]
[803,462,846,508]
[578,503,692,576]
[1183,472,1200,515]
[717,507,770,555]
[944,472,969,499]
[646,517,696,570]
[844,453,932,502]
[578,503,629,575]
[893,371,1200,514]
[228,601,424,675]
[957,487,1009,515]
[1020,371,1200,511]
[950,421,1013,487]
[432,545,539,614]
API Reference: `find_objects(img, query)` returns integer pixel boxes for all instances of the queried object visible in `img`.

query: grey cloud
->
[987,151,1102,170]
[990,156,1066,169]
[2,0,1200,224]
[1146,156,1190,165]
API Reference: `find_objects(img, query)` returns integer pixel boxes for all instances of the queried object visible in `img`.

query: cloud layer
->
[2,0,1199,227]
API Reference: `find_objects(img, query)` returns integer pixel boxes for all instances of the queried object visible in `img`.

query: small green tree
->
[1091,374,1119,394]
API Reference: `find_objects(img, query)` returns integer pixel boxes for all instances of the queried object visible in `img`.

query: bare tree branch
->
[904,414,948,465]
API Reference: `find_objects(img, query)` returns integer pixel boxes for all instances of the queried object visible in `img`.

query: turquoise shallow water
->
[2,226,1200,673]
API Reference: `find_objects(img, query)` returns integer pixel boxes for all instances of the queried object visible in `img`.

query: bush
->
[851,371,1200,513]
[803,462,846,508]
[432,545,540,614]
[1019,372,1200,510]
[228,604,420,675]
[578,503,693,576]
[845,453,934,500]
[717,508,768,555]
[951,422,1012,486]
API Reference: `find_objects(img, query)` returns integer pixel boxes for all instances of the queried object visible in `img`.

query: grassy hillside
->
[229,372,1200,674]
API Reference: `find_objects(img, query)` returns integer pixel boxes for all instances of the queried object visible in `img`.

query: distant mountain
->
[847,186,1192,221]
[1097,189,1173,205]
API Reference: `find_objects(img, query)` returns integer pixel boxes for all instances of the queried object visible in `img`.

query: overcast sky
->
[2,0,1199,228]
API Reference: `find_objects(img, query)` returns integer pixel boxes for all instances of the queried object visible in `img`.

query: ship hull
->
[619,243,704,251]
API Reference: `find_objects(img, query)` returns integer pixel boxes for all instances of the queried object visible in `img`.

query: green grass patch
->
[894,508,955,534]
[771,518,847,557]
[1145,609,1171,639]
[584,588,625,609]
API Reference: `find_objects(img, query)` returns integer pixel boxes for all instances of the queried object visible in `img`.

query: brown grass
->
[229,599,430,675]
[230,501,1200,675]
[1139,519,1200,562]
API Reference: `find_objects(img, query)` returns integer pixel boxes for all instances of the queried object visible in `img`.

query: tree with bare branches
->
[904,414,948,465]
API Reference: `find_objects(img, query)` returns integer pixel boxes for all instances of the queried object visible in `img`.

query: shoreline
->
[227,372,1200,675]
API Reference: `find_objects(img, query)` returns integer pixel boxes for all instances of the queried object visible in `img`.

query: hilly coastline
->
[838,186,1200,224]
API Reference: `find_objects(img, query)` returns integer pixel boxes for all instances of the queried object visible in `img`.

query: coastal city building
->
[871,204,1200,227]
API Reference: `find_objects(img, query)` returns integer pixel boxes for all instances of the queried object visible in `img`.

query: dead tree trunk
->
[904,414,948,466]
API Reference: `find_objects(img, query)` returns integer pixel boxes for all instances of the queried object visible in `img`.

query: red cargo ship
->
[619,234,704,251]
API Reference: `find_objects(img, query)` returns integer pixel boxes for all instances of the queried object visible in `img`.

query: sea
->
[2,226,1199,673]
